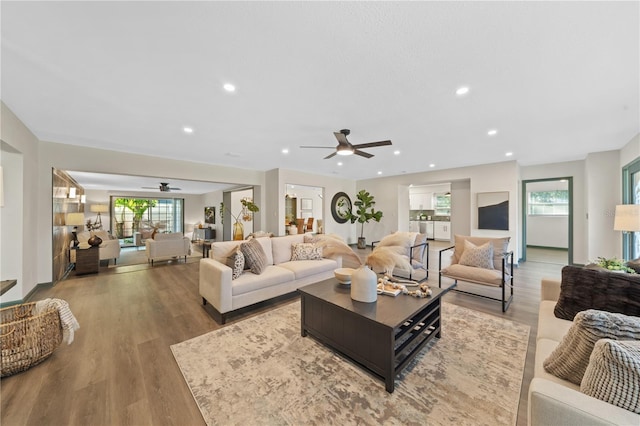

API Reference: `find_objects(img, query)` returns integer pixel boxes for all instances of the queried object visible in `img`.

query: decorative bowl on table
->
[334,268,355,285]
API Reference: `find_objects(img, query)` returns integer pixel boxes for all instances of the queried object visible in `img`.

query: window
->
[111,196,184,239]
[434,193,451,216]
[527,190,569,215]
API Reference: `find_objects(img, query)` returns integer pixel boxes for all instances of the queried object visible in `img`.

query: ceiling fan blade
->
[352,140,392,149]
[300,146,336,149]
[354,150,374,159]
[324,152,338,160]
[141,186,157,189]
[171,187,182,190]
[333,132,349,145]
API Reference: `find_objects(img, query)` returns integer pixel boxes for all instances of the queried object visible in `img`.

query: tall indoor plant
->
[224,198,259,240]
[347,189,383,249]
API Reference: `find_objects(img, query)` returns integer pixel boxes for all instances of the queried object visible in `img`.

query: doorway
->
[521,177,573,265]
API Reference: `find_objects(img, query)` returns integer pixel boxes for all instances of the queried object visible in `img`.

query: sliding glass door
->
[110,196,184,241]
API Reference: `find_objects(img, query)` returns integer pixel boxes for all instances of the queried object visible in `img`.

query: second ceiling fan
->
[300,129,392,159]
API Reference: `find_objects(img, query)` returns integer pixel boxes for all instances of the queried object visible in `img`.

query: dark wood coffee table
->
[298,279,446,392]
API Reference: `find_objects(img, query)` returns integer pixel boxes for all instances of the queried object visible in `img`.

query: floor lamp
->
[614,204,640,269]
[89,204,109,230]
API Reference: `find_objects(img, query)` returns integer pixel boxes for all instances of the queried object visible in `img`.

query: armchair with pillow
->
[438,235,513,312]
[145,232,191,266]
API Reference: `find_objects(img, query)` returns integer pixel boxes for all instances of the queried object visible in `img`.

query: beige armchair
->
[145,233,191,266]
[438,235,513,312]
[77,230,121,264]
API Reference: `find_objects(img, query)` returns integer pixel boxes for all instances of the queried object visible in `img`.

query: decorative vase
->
[357,237,366,249]
[88,232,102,247]
[351,265,377,303]
[233,221,244,241]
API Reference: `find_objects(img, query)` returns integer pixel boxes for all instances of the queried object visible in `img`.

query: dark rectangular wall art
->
[478,192,509,230]
[204,206,215,224]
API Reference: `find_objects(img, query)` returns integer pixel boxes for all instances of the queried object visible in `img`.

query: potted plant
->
[346,189,383,249]
[224,198,259,240]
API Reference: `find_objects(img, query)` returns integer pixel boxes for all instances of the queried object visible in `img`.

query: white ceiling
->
[65,171,237,195]
[2,1,639,181]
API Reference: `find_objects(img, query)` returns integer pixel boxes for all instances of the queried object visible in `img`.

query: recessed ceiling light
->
[455,86,470,96]
[429,163,435,168]
[393,150,400,155]
[505,152,513,157]
[223,83,236,92]
[337,162,343,166]
[377,171,383,175]
[281,148,289,154]
[183,127,193,134]
[487,129,498,136]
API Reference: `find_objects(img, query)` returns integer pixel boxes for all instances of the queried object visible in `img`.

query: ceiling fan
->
[141,182,182,192]
[300,129,392,159]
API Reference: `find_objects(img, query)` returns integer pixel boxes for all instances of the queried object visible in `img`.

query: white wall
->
[526,216,569,248]
[620,133,640,167]
[451,180,471,237]
[1,103,39,304]
[357,161,520,259]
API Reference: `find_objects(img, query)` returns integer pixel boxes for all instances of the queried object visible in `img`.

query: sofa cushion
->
[291,243,323,261]
[459,240,494,269]
[581,339,640,413]
[231,265,295,296]
[272,234,304,264]
[451,235,510,271]
[211,241,242,264]
[277,259,338,280]
[154,232,183,241]
[440,263,507,287]
[253,236,274,266]
[537,300,573,342]
[543,309,640,385]
[554,265,640,321]
[225,249,245,280]
[534,337,581,391]
[412,233,428,264]
[241,238,267,275]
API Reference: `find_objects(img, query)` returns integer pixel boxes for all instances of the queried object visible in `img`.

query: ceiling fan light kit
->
[300,129,392,160]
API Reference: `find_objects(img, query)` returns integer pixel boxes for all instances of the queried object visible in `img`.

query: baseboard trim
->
[0,282,53,309]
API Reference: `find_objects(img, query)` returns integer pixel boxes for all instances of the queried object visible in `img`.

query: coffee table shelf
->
[299,279,446,393]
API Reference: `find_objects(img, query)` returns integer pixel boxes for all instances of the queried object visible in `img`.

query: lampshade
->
[613,204,640,232]
[90,204,109,213]
[65,212,85,226]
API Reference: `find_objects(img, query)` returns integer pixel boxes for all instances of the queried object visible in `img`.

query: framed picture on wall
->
[478,192,509,230]
[204,206,215,224]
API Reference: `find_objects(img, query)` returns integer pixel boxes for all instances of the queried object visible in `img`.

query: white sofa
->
[77,230,121,264]
[199,234,341,324]
[145,232,191,266]
[528,277,640,425]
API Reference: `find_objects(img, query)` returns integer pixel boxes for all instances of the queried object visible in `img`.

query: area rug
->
[171,301,530,426]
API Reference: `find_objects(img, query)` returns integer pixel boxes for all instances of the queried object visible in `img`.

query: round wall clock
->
[331,192,352,223]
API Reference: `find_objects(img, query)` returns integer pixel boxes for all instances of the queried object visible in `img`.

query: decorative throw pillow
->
[412,233,428,266]
[543,309,640,385]
[225,248,245,280]
[554,265,640,321]
[580,339,640,413]
[291,243,323,261]
[458,240,494,269]
[240,238,267,275]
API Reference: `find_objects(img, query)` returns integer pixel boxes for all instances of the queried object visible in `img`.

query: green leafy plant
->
[347,189,383,240]
[596,257,636,274]
[227,198,259,223]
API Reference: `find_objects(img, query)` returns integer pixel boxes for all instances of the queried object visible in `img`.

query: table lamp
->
[66,212,86,248]
[614,204,640,269]
[89,204,108,229]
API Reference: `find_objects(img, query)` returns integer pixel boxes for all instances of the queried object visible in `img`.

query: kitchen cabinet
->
[434,221,451,241]
[420,221,435,240]
[409,192,433,210]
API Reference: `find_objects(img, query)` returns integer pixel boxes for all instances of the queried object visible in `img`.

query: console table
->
[74,247,99,275]
[194,228,215,241]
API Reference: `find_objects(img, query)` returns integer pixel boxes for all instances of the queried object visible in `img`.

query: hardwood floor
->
[1,243,565,426]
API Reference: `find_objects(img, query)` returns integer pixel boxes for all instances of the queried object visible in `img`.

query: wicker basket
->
[1,302,63,377]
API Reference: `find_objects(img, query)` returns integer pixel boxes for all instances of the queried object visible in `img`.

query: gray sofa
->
[199,234,341,324]
[528,276,640,425]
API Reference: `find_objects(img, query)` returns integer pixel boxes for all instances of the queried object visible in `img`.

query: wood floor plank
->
[0,245,565,426]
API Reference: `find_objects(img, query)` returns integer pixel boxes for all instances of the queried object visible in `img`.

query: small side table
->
[74,247,99,275]
[202,241,212,258]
